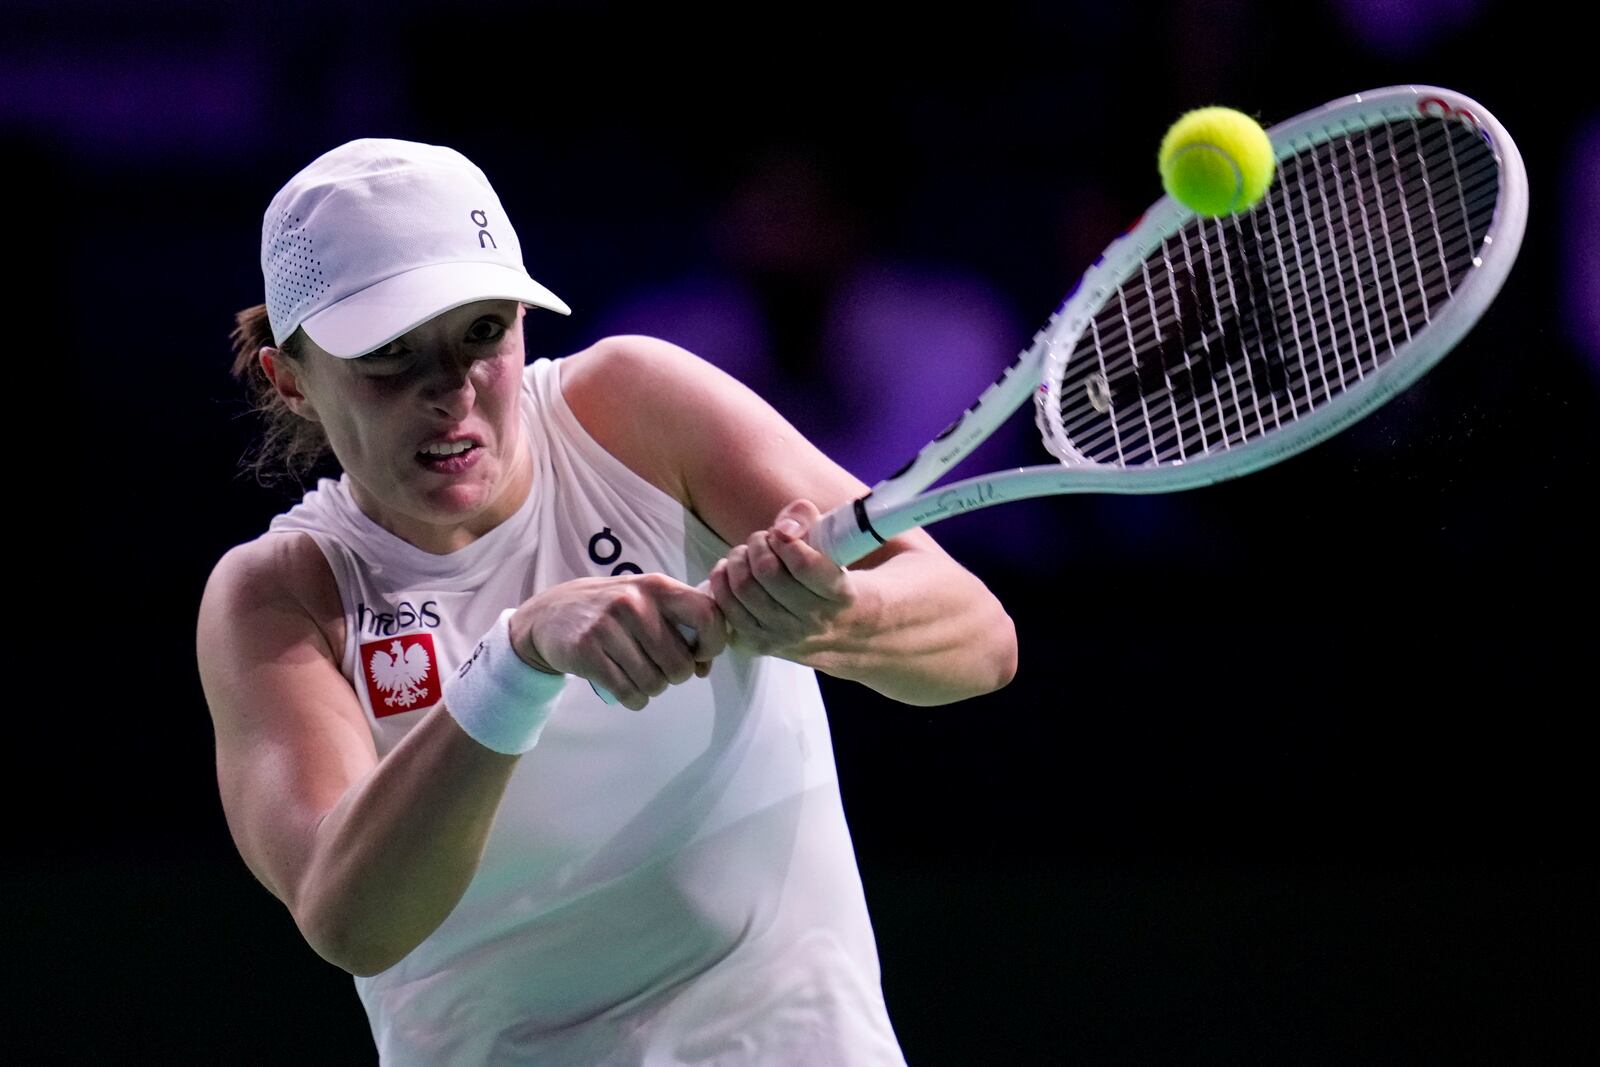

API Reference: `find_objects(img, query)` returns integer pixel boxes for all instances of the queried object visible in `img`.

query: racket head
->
[1033,84,1528,487]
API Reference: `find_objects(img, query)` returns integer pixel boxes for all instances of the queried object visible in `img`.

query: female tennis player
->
[196,138,1016,1065]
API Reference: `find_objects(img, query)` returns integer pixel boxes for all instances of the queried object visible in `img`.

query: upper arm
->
[562,334,945,568]
[196,534,378,923]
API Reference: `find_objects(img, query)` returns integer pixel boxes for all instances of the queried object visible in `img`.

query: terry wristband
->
[442,609,566,755]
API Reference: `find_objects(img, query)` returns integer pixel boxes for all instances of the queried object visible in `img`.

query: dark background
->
[6,0,1594,1063]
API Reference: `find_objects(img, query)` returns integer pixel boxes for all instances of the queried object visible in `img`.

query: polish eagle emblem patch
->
[360,632,441,718]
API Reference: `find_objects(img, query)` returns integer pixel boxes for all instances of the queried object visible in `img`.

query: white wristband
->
[442,609,566,755]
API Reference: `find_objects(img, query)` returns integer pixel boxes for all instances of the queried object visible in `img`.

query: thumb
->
[773,499,821,540]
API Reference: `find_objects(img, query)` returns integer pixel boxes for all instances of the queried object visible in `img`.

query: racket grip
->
[588,581,710,706]
[812,495,886,567]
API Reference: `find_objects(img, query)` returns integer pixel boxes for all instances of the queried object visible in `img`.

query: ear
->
[259,346,320,423]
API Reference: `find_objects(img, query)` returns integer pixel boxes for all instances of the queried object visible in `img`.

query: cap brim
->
[301,261,572,358]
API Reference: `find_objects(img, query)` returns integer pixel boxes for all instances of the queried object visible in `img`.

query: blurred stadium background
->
[6,0,1593,1062]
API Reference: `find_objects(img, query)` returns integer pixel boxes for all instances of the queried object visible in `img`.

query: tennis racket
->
[819,83,1529,563]
[595,83,1527,704]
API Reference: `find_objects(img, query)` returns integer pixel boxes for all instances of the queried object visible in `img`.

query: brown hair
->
[228,304,335,488]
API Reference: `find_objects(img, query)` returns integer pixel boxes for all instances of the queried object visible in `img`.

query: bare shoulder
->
[200,531,345,666]
[557,336,736,510]
[558,335,870,550]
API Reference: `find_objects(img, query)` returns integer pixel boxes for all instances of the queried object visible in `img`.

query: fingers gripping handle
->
[588,582,710,706]
[586,506,866,706]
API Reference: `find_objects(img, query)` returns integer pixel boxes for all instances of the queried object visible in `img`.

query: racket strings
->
[1063,210,1489,362]
[1047,124,1500,363]
[1044,114,1500,468]
[1059,207,1493,456]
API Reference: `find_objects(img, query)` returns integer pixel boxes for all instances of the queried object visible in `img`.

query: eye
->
[356,346,410,377]
[471,319,509,343]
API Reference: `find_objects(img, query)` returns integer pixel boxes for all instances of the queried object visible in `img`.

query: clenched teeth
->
[420,441,475,457]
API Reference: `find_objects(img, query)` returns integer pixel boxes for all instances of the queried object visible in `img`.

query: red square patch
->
[359,632,442,718]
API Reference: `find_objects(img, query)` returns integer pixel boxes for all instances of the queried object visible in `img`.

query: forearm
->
[298,705,519,976]
[801,548,1018,706]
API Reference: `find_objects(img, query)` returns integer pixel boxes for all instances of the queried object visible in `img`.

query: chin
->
[421,478,495,514]
[422,461,505,509]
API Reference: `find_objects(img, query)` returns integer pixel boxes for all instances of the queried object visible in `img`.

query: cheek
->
[323,385,403,458]
[315,410,367,464]
[478,356,524,411]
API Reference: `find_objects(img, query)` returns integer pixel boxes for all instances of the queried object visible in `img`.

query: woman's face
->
[265,299,532,552]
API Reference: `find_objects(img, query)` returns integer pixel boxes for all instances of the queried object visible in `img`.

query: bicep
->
[197,542,377,916]
[685,397,868,550]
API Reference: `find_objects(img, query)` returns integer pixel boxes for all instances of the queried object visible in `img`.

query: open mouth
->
[416,443,481,473]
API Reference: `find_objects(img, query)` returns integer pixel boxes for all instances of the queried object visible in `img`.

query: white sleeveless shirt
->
[265,356,908,1066]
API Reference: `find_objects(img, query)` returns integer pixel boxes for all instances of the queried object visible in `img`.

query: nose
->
[421,349,478,418]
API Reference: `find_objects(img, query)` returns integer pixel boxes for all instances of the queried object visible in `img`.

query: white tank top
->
[266,356,908,1066]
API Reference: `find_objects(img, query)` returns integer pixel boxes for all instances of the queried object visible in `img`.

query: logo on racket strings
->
[1115,228,1289,411]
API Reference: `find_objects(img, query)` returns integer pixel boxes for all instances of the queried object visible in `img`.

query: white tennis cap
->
[261,138,571,358]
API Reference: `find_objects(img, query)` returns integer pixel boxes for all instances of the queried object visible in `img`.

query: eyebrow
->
[362,313,513,357]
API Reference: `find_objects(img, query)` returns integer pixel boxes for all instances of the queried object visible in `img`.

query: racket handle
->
[811,495,886,567]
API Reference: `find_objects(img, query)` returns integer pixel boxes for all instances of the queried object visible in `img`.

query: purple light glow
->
[0,46,268,160]
[816,261,1024,481]
[1329,0,1489,56]
[593,275,775,391]
[1565,116,1600,376]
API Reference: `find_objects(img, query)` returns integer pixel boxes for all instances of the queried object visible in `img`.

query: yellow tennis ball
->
[1158,106,1276,217]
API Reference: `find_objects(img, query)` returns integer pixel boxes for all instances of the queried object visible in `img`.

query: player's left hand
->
[708,499,858,658]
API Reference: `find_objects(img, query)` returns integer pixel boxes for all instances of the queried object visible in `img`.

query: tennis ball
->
[1158,106,1276,217]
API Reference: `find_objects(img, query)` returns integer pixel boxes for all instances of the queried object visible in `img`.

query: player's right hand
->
[506,575,727,711]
